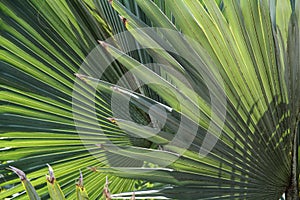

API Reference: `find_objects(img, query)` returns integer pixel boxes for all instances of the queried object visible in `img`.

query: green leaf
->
[46,164,65,200]
[1,0,299,199]
[8,166,40,200]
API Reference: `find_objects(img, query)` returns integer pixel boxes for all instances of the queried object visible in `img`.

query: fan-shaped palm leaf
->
[1,0,300,199]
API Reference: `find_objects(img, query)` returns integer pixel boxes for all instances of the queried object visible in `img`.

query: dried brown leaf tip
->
[131,192,135,200]
[103,176,112,200]
[46,164,55,184]
[74,73,87,83]
[88,166,98,172]
[107,117,117,124]
[108,0,113,4]
[8,166,27,181]
[119,15,128,25]
[98,40,108,48]
[76,171,84,189]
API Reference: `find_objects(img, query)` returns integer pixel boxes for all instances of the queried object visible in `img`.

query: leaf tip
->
[46,164,55,184]
[8,166,26,181]
[88,166,98,172]
[98,40,108,48]
[74,73,88,83]
[119,15,128,26]
[76,170,84,189]
[107,117,117,123]
[131,192,135,200]
[103,176,112,200]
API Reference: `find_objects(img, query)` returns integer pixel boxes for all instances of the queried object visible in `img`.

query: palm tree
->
[1,0,299,199]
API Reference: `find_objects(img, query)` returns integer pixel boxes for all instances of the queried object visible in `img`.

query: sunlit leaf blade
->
[0,0,140,199]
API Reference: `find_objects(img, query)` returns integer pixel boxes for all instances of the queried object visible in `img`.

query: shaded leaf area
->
[0,0,300,200]
[85,0,299,199]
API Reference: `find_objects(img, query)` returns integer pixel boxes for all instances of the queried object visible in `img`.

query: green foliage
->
[8,165,134,200]
[1,0,300,199]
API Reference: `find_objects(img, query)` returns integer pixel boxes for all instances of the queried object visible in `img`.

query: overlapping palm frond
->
[0,0,300,199]
[86,0,299,199]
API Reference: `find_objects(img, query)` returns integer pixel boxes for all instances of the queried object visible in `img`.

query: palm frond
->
[1,0,299,199]
[0,0,141,199]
